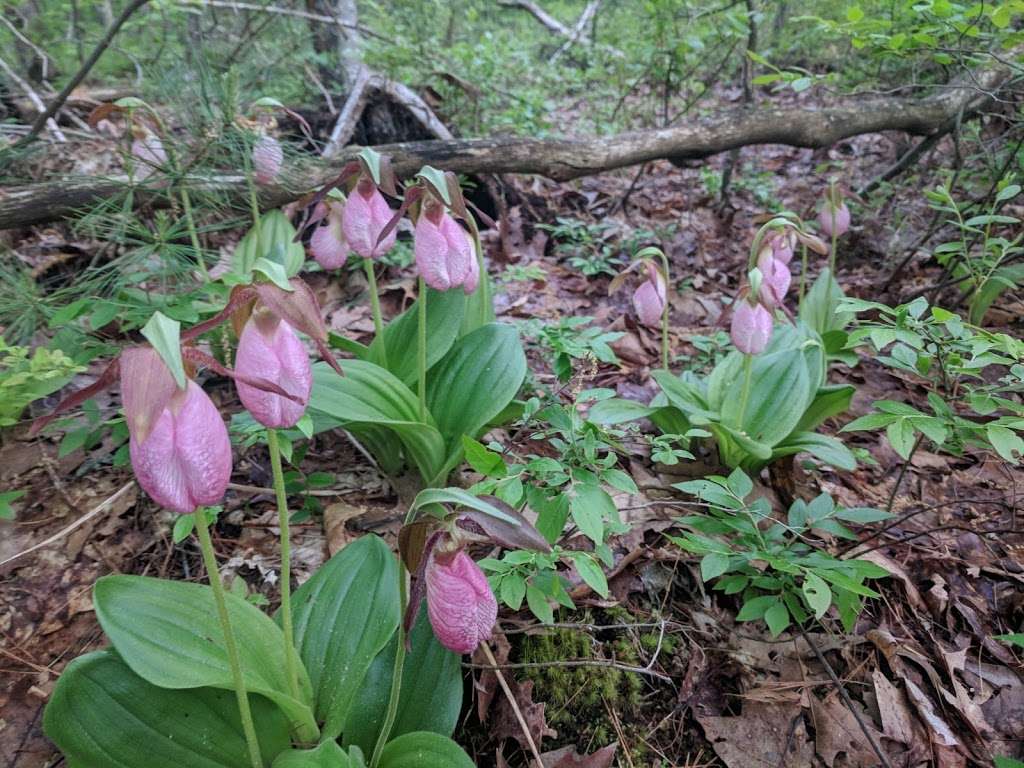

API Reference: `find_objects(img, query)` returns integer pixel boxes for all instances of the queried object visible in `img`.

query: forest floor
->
[2,99,1023,768]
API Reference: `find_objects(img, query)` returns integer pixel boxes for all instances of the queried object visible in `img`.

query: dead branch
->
[1,58,1018,230]
[0,54,66,142]
[322,64,455,156]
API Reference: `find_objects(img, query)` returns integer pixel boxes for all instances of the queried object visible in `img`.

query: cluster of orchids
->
[37,132,510,766]
[730,184,851,357]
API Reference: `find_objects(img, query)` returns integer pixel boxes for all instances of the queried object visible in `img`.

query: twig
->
[14,0,150,147]
[799,628,894,768]
[176,0,387,42]
[838,497,1011,558]
[846,525,1020,557]
[480,643,544,766]
[0,54,66,142]
[857,129,950,197]
[886,433,924,512]
[0,482,135,567]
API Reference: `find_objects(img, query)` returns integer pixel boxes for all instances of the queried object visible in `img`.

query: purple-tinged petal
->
[235,316,311,428]
[425,549,497,654]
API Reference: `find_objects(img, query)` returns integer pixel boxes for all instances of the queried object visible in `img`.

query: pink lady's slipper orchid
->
[756,250,791,309]
[235,310,311,429]
[818,195,851,238]
[414,202,475,293]
[763,229,795,265]
[632,263,667,328]
[310,200,349,270]
[342,177,397,260]
[731,299,773,355]
[122,349,232,515]
[253,134,283,185]
[130,128,167,181]
[425,547,497,654]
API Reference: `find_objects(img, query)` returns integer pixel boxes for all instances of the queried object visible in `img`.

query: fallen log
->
[0,57,1018,230]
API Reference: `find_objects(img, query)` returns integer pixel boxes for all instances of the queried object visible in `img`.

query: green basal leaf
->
[426,323,527,478]
[341,604,462,756]
[308,360,447,484]
[772,431,856,470]
[271,741,353,768]
[44,651,291,768]
[369,288,465,386]
[93,576,318,739]
[288,535,400,740]
[721,348,811,448]
[377,732,475,768]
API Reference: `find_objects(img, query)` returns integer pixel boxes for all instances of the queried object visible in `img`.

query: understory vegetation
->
[1,1,1023,767]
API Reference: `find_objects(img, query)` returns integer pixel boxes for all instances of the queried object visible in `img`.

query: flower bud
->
[632,263,666,328]
[252,134,283,185]
[756,250,791,308]
[130,130,166,181]
[425,547,497,654]
[414,205,476,292]
[309,200,348,270]
[731,299,773,355]
[342,178,397,260]
[818,201,850,238]
[764,230,795,265]
[129,379,232,514]
[235,312,311,429]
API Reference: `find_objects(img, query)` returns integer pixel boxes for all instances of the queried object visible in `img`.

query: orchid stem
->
[657,249,672,370]
[798,243,808,307]
[824,226,838,321]
[244,141,264,259]
[266,428,300,703]
[370,562,408,768]
[194,509,263,768]
[466,214,490,326]
[179,186,210,282]
[417,277,428,421]
[364,258,387,367]
[737,354,754,426]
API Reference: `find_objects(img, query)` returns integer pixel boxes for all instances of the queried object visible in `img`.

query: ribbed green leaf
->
[377,732,475,768]
[272,741,353,768]
[309,360,447,483]
[341,604,462,755]
[93,575,317,738]
[772,431,856,470]
[288,535,400,740]
[794,384,855,433]
[369,288,466,386]
[426,323,526,476]
[721,348,810,447]
[232,209,306,278]
[44,651,292,768]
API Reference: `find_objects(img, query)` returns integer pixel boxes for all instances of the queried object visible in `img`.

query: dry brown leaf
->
[810,691,885,768]
[540,742,617,767]
[323,501,370,555]
[698,702,814,768]
[872,670,920,746]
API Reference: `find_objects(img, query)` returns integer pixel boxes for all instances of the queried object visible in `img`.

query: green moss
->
[519,611,647,758]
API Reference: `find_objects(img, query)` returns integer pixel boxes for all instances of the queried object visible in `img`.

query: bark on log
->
[0,60,1017,230]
